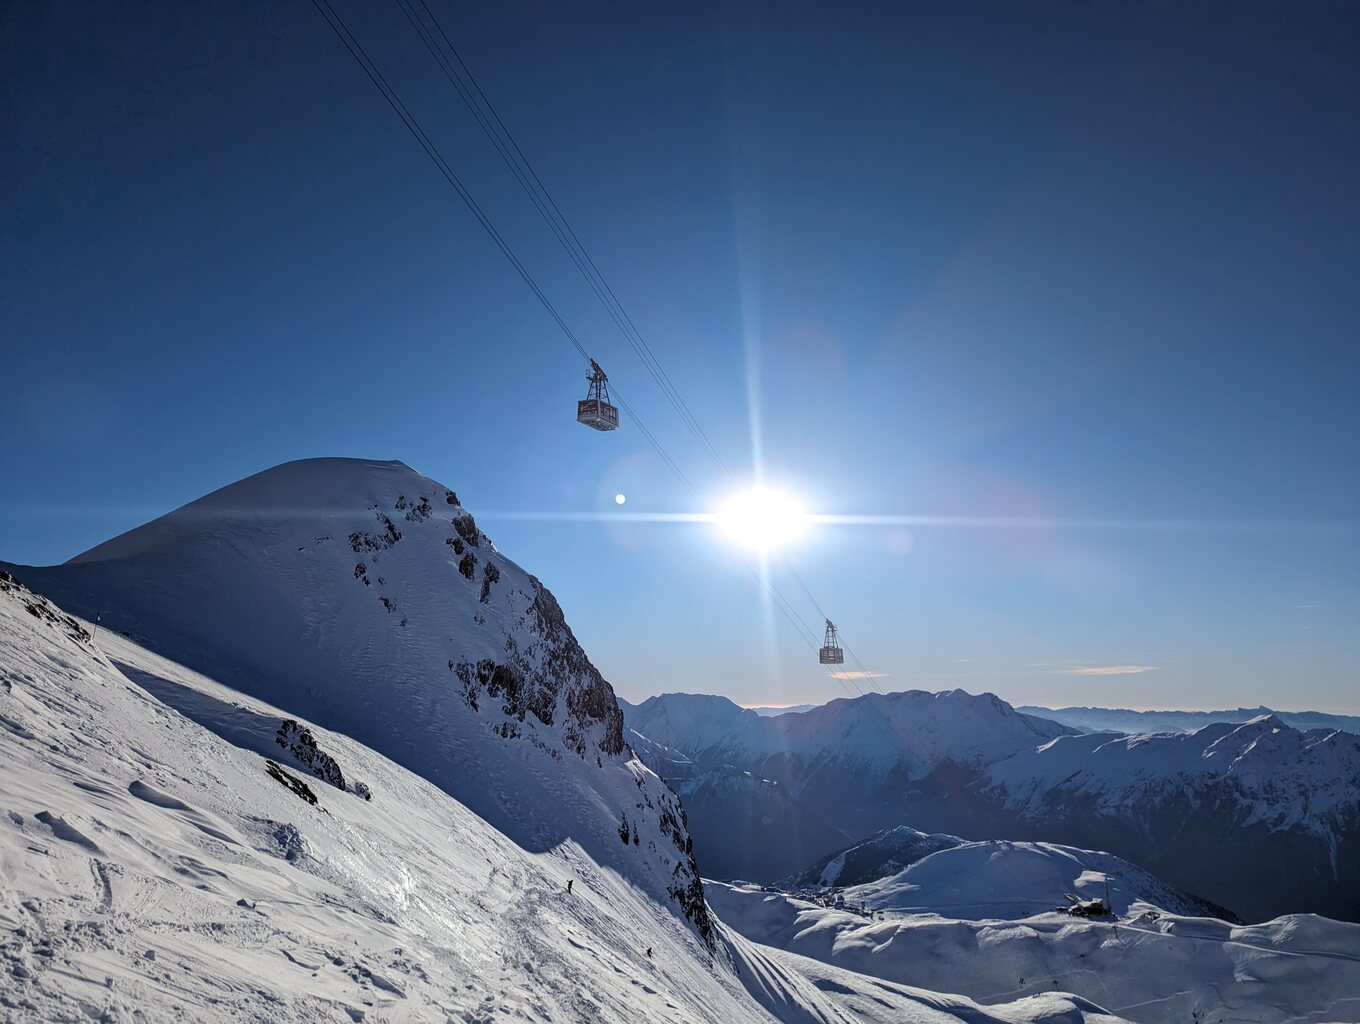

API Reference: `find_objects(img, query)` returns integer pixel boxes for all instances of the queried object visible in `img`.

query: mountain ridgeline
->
[623,692,1360,922]
[3,458,712,941]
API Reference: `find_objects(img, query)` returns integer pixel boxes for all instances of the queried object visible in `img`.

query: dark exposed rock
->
[479,562,501,603]
[0,573,91,645]
[404,496,432,523]
[458,552,476,580]
[452,511,479,547]
[264,760,317,805]
[276,719,346,791]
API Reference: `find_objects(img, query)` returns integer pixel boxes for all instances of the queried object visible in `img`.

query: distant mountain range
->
[1018,704,1360,735]
[623,690,1360,922]
[747,704,818,717]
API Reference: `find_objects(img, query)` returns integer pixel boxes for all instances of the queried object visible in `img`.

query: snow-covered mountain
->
[780,826,966,889]
[749,704,818,717]
[1017,703,1360,735]
[627,690,1071,774]
[625,691,1360,921]
[623,690,1072,882]
[708,879,1360,1024]
[4,458,712,939]
[0,461,1132,1022]
[984,717,1360,922]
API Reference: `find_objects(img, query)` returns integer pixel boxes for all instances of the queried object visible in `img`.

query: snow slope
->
[708,881,1360,1024]
[1,555,1122,1022]
[843,841,1233,920]
[4,458,713,939]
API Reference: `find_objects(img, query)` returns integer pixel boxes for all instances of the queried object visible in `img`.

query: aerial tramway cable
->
[309,0,843,669]
[391,0,733,476]
[311,0,877,709]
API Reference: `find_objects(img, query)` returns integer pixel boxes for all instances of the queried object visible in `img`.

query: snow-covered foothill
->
[842,840,1233,920]
[708,879,1360,1024]
[780,826,966,890]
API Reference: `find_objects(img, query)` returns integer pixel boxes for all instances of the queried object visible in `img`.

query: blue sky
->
[4,1,1357,711]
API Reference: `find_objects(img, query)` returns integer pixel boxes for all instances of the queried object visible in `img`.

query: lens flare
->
[715,487,808,550]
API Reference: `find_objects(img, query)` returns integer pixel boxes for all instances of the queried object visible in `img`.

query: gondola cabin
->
[819,619,845,664]
[577,359,619,431]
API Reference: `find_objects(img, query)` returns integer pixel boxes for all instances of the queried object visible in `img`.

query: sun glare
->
[715,487,808,550]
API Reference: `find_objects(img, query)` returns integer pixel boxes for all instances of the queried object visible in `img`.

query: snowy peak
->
[625,692,756,755]
[4,457,709,940]
[626,687,1071,776]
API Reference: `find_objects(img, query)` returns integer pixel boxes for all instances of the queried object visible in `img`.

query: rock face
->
[4,458,709,941]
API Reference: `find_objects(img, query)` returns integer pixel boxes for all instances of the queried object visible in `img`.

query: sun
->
[715,487,808,550]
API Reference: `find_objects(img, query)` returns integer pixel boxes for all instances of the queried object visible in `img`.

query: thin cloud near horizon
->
[1059,665,1158,676]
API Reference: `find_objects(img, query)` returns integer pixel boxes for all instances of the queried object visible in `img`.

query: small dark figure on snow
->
[566,879,573,895]
[645,947,652,958]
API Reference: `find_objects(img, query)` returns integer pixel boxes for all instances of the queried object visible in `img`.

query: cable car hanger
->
[819,620,845,665]
[577,359,619,431]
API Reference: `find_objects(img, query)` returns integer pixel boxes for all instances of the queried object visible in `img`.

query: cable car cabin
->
[819,619,845,664]
[577,359,620,431]
[577,398,619,431]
